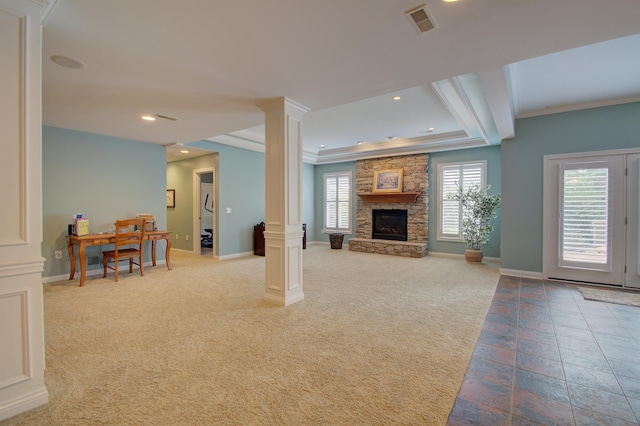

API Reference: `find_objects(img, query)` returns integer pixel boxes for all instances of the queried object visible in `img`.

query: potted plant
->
[449,185,501,263]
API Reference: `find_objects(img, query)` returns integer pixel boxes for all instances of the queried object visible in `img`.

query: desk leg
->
[165,237,172,270]
[78,245,87,287]
[151,240,157,266]
[68,242,76,280]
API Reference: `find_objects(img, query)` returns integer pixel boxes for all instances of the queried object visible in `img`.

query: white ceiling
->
[41,0,640,164]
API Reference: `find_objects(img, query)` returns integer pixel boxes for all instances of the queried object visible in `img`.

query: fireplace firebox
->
[372,209,408,241]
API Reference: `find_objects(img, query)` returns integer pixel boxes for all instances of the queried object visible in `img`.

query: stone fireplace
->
[349,154,429,257]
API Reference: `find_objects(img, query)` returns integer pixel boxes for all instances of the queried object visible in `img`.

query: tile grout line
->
[508,276,520,426]
[543,279,577,426]
[572,285,640,425]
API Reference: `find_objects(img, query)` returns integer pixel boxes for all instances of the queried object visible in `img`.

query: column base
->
[263,292,305,307]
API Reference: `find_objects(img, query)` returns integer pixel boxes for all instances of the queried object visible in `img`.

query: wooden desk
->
[66,230,172,287]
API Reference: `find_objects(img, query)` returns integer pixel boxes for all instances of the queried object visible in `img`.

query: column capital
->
[258,97,309,116]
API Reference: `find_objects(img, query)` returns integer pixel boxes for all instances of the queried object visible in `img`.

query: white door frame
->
[626,153,640,288]
[543,147,640,287]
[192,167,216,256]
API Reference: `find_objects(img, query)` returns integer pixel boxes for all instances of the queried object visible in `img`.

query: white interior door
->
[544,154,626,285]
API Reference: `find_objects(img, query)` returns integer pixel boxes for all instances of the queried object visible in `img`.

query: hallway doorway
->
[193,168,215,257]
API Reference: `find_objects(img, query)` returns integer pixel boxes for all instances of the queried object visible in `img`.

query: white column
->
[259,98,308,306]
[0,0,48,420]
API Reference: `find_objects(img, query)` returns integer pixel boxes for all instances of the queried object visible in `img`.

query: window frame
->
[436,160,487,242]
[322,171,353,234]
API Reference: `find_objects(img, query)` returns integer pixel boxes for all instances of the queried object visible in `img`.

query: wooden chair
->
[102,218,146,282]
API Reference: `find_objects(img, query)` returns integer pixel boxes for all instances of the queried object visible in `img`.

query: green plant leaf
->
[447,184,501,250]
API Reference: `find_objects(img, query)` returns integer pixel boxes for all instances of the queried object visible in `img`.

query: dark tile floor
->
[448,276,640,425]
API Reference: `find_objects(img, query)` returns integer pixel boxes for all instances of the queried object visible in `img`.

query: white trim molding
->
[499,268,543,280]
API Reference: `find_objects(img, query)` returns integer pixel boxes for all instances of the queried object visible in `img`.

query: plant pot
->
[329,233,344,249]
[465,248,483,263]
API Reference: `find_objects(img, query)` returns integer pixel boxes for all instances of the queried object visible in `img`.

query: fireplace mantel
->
[357,192,420,203]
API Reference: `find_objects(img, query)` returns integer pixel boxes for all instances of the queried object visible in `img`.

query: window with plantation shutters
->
[323,171,352,233]
[560,164,610,267]
[437,161,486,241]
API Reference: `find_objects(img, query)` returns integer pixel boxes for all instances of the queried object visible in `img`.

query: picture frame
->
[373,169,403,193]
[166,189,175,208]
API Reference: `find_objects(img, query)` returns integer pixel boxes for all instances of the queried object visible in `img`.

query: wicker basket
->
[329,233,344,249]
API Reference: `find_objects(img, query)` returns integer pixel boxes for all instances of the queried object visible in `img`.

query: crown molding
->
[204,134,320,164]
[206,134,265,153]
[516,95,640,119]
[28,0,58,24]
[314,132,487,164]
[205,130,496,165]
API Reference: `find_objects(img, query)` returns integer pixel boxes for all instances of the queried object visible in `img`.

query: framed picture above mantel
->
[373,169,403,193]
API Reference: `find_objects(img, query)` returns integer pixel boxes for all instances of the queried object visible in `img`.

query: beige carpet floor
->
[3,245,499,425]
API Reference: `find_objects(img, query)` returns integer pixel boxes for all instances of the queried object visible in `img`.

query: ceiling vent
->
[405,4,437,34]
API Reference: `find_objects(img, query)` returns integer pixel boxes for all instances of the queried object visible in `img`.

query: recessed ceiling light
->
[393,96,401,101]
[180,150,189,154]
[443,0,459,2]
[141,115,156,121]
[50,55,86,69]
[387,136,396,140]
[356,141,364,145]
[427,128,434,132]
[319,144,325,148]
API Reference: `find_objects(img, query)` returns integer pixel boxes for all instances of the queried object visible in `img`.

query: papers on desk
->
[136,213,156,232]
[73,213,89,236]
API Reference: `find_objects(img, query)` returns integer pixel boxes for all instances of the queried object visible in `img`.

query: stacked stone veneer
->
[349,154,429,257]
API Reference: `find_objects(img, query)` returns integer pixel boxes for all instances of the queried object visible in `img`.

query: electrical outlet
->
[54,250,62,259]
[175,234,179,240]
[186,234,189,241]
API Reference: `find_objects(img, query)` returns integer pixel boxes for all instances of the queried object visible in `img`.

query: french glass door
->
[544,153,631,286]
[625,154,640,287]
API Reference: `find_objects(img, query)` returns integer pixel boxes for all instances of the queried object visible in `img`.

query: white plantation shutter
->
[560,165,610,266]
[324,171,352,233]
[437,162,485,240]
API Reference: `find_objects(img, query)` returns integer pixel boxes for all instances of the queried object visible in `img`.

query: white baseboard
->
[42,259,166,284]
[218,251,254,260]
[170,248,192,254]
[0,387,48,422]
[428,251,500,263]
[218,242,323,260]
[499,268,543,279]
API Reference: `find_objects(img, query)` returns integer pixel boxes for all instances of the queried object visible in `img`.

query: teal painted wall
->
[302,162,315,242]
[501,102,640,273]
[42,126,166,279]
[169,142,315,256]
[185,141,265,256]
[428,145,502,258]
[313,162,357,243]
